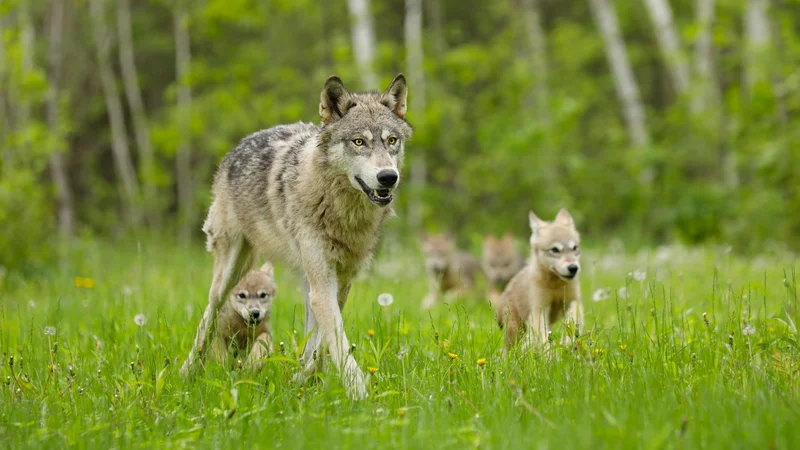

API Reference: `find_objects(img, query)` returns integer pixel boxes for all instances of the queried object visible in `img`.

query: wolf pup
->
[180,74,411,400]
[211,263,276,371]
[498,209,583,350]
[482,233,523,317]
[420,233,481,309]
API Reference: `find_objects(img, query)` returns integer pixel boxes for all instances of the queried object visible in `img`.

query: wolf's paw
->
[342,357,368,401]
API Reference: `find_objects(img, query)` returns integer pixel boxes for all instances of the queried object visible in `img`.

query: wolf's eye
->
[388,136,398,145]
[259,292,268,299]
[237,292,247,299]
[353,138,365,146]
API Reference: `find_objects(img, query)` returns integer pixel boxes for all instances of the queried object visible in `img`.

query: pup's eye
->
[259,292,268,299]
[353,138,365,146]
[573,245,580,251]
[388,136,398,145]
[550,247,561,253]
[237,292,247,299]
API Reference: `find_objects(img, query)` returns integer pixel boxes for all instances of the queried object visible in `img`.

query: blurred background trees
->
[1,0,799,270]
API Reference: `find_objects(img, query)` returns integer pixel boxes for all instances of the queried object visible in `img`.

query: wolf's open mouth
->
[355,177,393,206]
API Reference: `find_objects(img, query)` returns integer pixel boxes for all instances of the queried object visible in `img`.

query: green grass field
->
[1,239,798,449]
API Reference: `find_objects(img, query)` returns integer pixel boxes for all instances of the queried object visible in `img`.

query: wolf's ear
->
[554,208,574,227]
[529,211,544,237]
[484,234,496,244]
[320,76,353,125]
[259,262,274,278]
[380,73,408,119]
[502,232,513,243]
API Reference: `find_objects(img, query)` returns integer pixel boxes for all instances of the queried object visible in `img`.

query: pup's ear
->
[554,208,574,227]
[484,234,496,244]
[502,232,513,243]
[259,262,274,278]
[380,73,408,119]
[320,76,353,125]
[529,211,544,237]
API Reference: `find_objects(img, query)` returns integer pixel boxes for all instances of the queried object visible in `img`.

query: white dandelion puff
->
[592,288,611,302]
[633,270,647,281]
[28,300,36,309]
[377,293,394,307]
[134,314,147,327]
[44,326,56,336]
[617,287,629,299]
[742,324,756,336]
[122,285,133,297]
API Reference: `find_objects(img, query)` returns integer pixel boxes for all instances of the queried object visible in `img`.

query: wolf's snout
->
[567,264,579,275]
[249,310,261,320]
[376,169,399,188]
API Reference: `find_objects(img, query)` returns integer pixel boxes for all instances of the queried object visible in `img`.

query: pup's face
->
[529,209,581,281]
[229,263,276,327]
[318,74,413,207]
[482,234,520,285]
[421,234,455,275]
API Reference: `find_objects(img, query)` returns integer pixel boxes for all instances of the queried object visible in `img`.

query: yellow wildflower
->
[73,277,95,289]
[397,407,408,417]
[448,352,458,360]
[367,329,375,337]
[477,358,486,367]
[368,367,378,374]
[619,345,627,351]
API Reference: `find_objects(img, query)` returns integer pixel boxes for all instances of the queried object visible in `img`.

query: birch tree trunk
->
[90,0,141,225]
[18,1,34,139]
[347,0,378,90]
[174,8,194,242]
[691,0,716,112]
[520,0,548,119]
[588,0,649,147]
[47,0,75,238]
[743,0,770,96]
[643,0,690,95]
[117,0,157,221]
[405,0,425,231]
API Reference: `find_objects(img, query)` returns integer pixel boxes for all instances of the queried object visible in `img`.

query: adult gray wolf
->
[180,74,412,400]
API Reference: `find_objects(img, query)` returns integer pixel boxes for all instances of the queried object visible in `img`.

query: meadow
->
[0,238,798,449]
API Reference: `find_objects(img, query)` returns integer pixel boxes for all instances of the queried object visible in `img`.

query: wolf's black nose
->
[567,264,579,275]
[250,310,261,320]
[376,170,398,187]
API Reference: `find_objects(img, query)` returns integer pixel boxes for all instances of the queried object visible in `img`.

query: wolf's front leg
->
[421,276,440,310]
[562,299,584,346]
[303,249,367,400]
[245,332,271,372]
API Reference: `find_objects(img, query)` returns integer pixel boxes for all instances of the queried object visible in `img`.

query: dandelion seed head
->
[134,314,147,327]
[122,285,133,297]
[617,286,628,299]
[742,324,756,336]
[633,270,647,281]
[592,288,610,302]
[28,300,36,309]
[377,293,394,307]
[43,326,56,336]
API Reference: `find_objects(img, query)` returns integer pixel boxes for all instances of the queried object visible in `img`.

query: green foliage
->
[1,0,800,270]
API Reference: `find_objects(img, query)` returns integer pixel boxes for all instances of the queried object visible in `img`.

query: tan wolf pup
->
[498,209,583,350]
[420,233,481,309]
[210,263,276,371]
[481,233,523,319]
[180,74,412,400]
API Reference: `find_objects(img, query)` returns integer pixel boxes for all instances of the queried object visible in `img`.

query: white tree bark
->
[90,0,141,224]
[743,0,770,95]
[588,0,649,147]
[643,0,690,95]
[47,0,75,238]
[520,0,548,118]
[174,8,194,242]
[405,0,425,230]
[691,0,716,112]
[347,0,378,90]
[117,0,157,218]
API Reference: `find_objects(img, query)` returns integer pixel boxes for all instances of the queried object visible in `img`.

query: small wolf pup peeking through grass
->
[498,209,583,350]
[210,262,275,371]
[420,233,481,309]
[482,233,523,317]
